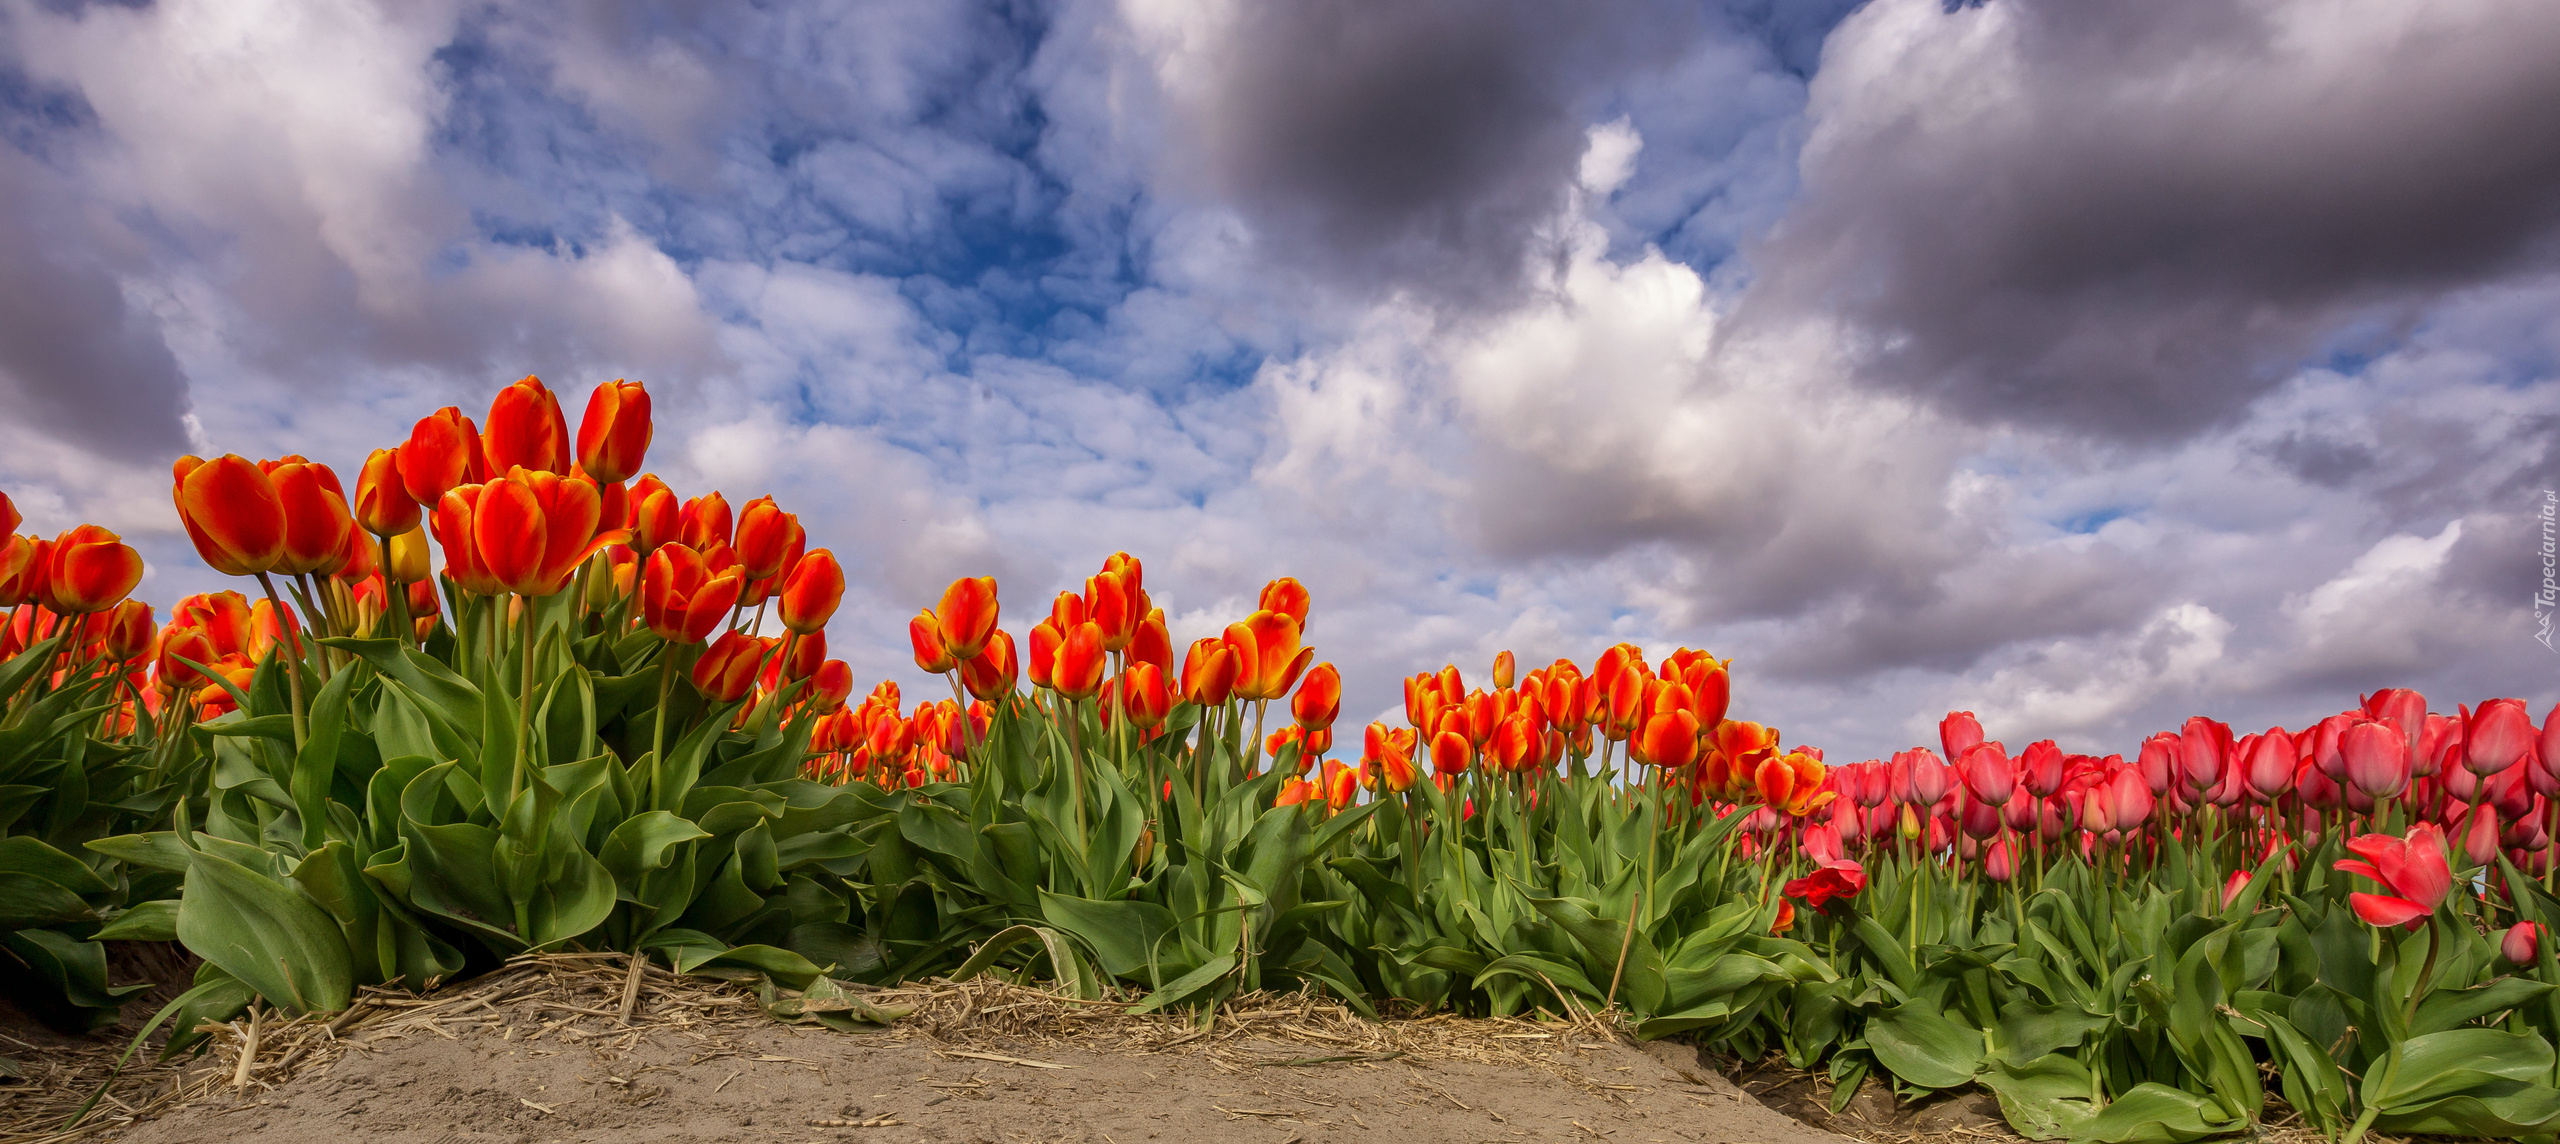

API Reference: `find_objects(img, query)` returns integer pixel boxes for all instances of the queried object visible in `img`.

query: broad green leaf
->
[174,834,353,1012]
[1865,1001,1983,1090]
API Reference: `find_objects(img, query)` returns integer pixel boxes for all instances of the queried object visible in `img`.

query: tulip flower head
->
[353,448,420,538]
[779,549,844,635]
[2340,719,2412,799]
[692,631,771,703]
[1292,662,1342,732]
[1053,621,1107,701]
[172,455,289,577]
[399,408,484,507]
[1181,638,1238,706]
[40,525,143,615]
[0,488,15,537]
[2506,921,2544,966]
[936,576,1001,661]
[641,544,746,644]
[483,376,571,475]
[1226,610,1313,702]
[961,629,1020,702]
[2465,698,2536,777]
[575,379,652,483]
[909,610,955,674]
[734,496,804,582]
[2334,823,2452,930]
[1257,577,1310,629]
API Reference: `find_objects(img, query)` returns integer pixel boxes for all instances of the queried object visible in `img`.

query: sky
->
[2,0,2557,763]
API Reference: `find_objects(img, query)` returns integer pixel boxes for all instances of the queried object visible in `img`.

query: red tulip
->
[1226,611,1312,702]
[936,577,1000,662]
[2335,823,2451,929]
[1053,621,1106,701]
[574,379,651,483]
[910,610,955,674]
[1981,836,2016,883]
[1129,607,1172,676]
[1638,709,1701,770]
[2465,698,2536,777]
[1258,577,1310,629]
[2506,921,2543,966]
[734,496,803,582]
[1940,711,1983,765]
[0,535,38,609]
[1118,661,1172,729]
[1025,620,1063,690]
[462,468,629,597]
[640,543,745,643]
[353,448,419,537]
[961,630,1019,702]
[1363,723,1419,793]
[2179,717,2232,793]
[2018,740,2064,799]
[0,488,15,537]
[266,460,355,577]
[2363,688,2427,756]
[1772,899,1796,935]
[691,630,770,703]
[398,407,484,507]
[1291,662,1342,732]
[1961,743,2014,805]
[778,549,843,635]
[2341,720,2411,798]
[1781,859,1866,909]
[102,599,155,662]
[806,659,854,713]
[631,479,679,555]
[483,376,571,475]
[40,526,143,615]
[763,629,825,686]
[430,486,501,596]
[1430,729,1471,778]
[172,454,288,576]
[680,492,732,550]
[2459,805,2502,868]
[2105,767,2154,830]
[2221,871,2252,911]
[2245,728,2297,800]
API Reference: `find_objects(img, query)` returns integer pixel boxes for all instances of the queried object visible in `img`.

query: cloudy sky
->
[3,0,2557,762]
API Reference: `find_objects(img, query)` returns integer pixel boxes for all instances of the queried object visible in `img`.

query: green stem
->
[253,572,309,749]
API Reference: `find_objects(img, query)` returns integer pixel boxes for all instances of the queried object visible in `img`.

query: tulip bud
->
[484,376,571,475]
[2019,740,2065,799]
[807,659,854,713]
[353,448,420,537]
[1639,710,1701,770]
[2506,921,2544,966]
[399,408,483,507]
[691,631,769,703]
[1258,577,1310,629]
[1130,607,1172,676]
[1491,650,1515,690]
[40,525,144,615]
[960,629,1019,702]
[406,578,441,619]
[778,549,844,635]
[2246,728,2297,800]
[1291,662,1342,732]
[575,379,652,483]
[734,496,803,582]
[936,576,1001,662]
[1053,621,1106,700]
[1961,743,2015,806]
[1120,661,1172,730]
[384,525,432,585]
[103,599,155,662]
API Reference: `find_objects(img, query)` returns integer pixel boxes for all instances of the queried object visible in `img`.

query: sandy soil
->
[69,960,1854,1144]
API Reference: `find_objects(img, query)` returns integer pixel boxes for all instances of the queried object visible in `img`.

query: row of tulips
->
[6,376,2560,1144]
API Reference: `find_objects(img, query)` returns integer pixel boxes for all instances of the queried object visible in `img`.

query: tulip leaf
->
[1995,1001,2111,1064]
[2413,975,2557,1035]
[599,811,710,893]
[2071,1082,2248,1144]
[2363,1028,2557,1111]
[1865,1001,1983,1090]
[292,664,355,850]
[1979,1054,2100,1141]
[2374,1083,2560,1137]
[1040,890,1179,981]
[89,899,180,942]
[1126,952,1236,1015]
[950,924,1100,1000]
[173,833,353,1013]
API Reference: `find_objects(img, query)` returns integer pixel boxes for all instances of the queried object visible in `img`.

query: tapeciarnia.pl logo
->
[2539,490,2556,651]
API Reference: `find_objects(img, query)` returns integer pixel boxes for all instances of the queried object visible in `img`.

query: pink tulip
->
[1904,748,1949,805]
[2311,713,2353,780]
[1962,742,2015,806]
[2138,733,2179,795]
[2180,717,2232,794]
[2505,921,2543,966]
[2341,720,2411,799]
[2221,870,2251,911]
[2297,759,2340,809]
[2020,740,2064,798]
[2458,805,2502,868]
[2245,729,2295,800]
[2335,823,2451,930]
[1940,712,1983,771]
[2002,793,2039,833]
[1803,823,1845,865]
[2465,699,2536,777]
[2416,713,2458,778]
[2106,768,2154,830]
[1983,836,2016,883]
[2362,688,2427,755]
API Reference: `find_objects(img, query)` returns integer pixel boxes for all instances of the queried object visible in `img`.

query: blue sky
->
[2,0,2557,762]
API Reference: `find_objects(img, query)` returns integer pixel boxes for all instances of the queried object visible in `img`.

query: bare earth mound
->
[64,957,1853,1144]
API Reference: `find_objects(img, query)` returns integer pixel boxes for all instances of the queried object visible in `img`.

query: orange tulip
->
[1772,899,1795,935]
[1109,662,1173,731]
[734,496,803,582]
[172,454,287,576]
[1492,650,1515,690]
[1258,577,1309,629]
[1053,621,1106,700]
[961,629,1019,701]
[680,492,732,550]
[779,549,843,635]
[1491,714,1538,772]
[266,460,355,576]
[406,578,441,620]
[631,478,679,555]
[1321,759,1360,812]
[1048,589,1087,631]
[936,576,1000,661]
[398,407,484,506]
[0,534,37,608]
[1291,661,1341,731]
[483,376,571,475]
[353,448,419,537]
[1226,611,1312,701]
[463,468,629,597]
[1275,778,1319,809]
[1086,569,1137,652]
[692,630,769,702]
[1266,725,1308,771]
[806,659,854,713]
[1362,723,1420,793]
[40,526,143,615]
[1638,710,1701,770]
[154,624,220,690]
[1128,606,1172,675]
[1430,729,1472,778]
[333,527,379,584]
[763,629,825,686]
[910,610,955,673]
[0,488,15,537]
[1180,638,1237,705]
[575,379,652,483]
[1025,619,1063,689]
[641,543,746,643]
[103,599,155,662]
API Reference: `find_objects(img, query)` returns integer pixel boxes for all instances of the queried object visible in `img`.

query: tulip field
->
[10,377,2560,1144]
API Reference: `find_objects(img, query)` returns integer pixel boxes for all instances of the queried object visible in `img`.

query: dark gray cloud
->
[1747,0,2560,442]
[0,157,190,460]
[1158,0,1700,307]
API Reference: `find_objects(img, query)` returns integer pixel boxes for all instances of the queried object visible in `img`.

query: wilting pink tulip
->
[1961,743,2014,806]
[2180,717,2232,793]
[2335,823,2451,929]
[2505,922,2543,966]
[1982,836,2016,883]
[1940,711,1983,768]
[2341,720,2411,799]
[2245,729,2296,800]
[2019,740,2064,799]
[2466,699,2536,777]
[2221,871,2251,911]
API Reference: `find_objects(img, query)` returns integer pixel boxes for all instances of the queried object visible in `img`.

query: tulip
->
[734,496,803,582]
[1430,729,1471,778]
[691,630,770,703]
[1904,748,1950,805]
[0,535,37,608]
[2460,805,2502,868]
[680,492,733,550]
[961,630,1019,702]
[2363,687,2428,756]
[2105,768,2154,830]
[0,488,15,537]
[2221,871,2252,911]
[764,629,826,686]
[1772,899,1796,935]
[461,468,629,597]
[2341,720,2411,798]
[2018,739,2065,798]
[1025,620,1064,690]
[267,460,355,577]
[1639,710,1701,770]
[1275,778,1319,809]
[1982,836,2015,883]
[1961,743,2014,805]
[1292,662,1342,732]
[1258,577,1310,628]
[1782,859,1866,909]
[2245,728,2296,800]
[2465,698,2536,777]
[1321,759,1360,812]
[103,599,155,662]
[353,448,419,537]
[1363,723,1419,793]
[1226,611,1313,702]
[1492,650,1515,690]
[483,376,570,475]
[1118,661,1172,729]
[1940,711,1983,765]
[575,380,651,483]
[2506,922,2544,966]
[641,544,746,644]
[806,659,854,712]
[910,610,955,674]
[39,525,143,615]
[778,550,843,635]
[1489,715,1536,772]
[2335,823,2451,929]
[1180,638,1238,706]
[1053,621,1106,701]
[2179,717,2232,793]
[399,407,484,506]
[936,577,1000,661]
[1129,608,1172,676]
[172,455,288,576]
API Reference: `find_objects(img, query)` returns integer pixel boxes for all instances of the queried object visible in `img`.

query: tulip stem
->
[516,594,537,807]
[254,573,309,749]
[650,650,675,800]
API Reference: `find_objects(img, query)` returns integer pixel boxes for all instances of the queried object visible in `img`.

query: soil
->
[25,957,1859,1144]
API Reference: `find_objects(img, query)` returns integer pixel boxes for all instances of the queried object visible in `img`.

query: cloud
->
[1748,0,2560,440]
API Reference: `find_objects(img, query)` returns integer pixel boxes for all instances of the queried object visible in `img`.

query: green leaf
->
[1979,1054,2100,1141]
[951,924,1101,1000]
[174,834,353,1013]
[1865,1001,1984,1090]
[1996,1001,2111,1064]
[2363,1028,2557,1111]
[292,663,356,850]
[0,836,110,896]
[1040,890,1180,981]
[2072,1082,2248,1144]
[2413,975,2557,1035]
[598,811,710,893]
[90,899,181,942]
[2375,1082,2560,1137]
[1127,953,1236,1015]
